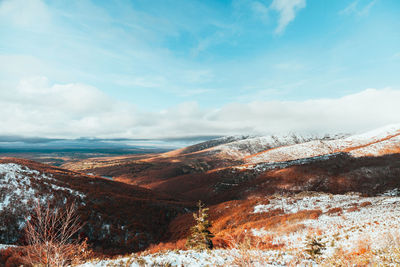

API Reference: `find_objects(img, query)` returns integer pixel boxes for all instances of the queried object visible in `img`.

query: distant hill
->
[2,124,400,255]
[63,124,400,203]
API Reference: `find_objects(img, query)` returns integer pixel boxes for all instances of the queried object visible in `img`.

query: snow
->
[0,163,85,212]
[381,188,400,196]
[212,134,323,159]
[253,193,361,214]
[0,244,15,251]
[345,123,400,142]
[243,125,400,165]
[79,249,301,267]
[251,192,400,256]
[349,134,400,157]
[79,191,400,266]
[237,153,340,174]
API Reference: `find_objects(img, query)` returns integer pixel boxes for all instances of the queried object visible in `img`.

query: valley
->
[1,124,400,265]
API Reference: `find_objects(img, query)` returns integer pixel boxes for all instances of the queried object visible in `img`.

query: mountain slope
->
[0,158,187,254]
[61,124,400,204]
[246,124,400,164]
[3,124,400,260]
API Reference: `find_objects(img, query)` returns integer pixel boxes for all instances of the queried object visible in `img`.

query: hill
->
[62,124,400,203]
[0,158,187,254]
[3,124,400,262]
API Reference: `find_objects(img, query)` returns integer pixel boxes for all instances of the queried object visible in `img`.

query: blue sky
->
[0,0,400,139]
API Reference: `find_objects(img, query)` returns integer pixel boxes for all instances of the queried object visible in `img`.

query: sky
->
[0,0,400,140]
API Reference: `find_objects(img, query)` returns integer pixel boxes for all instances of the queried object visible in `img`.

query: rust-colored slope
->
[0,157,188,255]
[244,130,400,165]
[343,131,400,153]
[59,126,400,205]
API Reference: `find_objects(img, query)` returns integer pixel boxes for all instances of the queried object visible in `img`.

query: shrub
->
[326,207,343,215]
[23,201,92,266]
[360,201,372,207]
[304,236,325,259]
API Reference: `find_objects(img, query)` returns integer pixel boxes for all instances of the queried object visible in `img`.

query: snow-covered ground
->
[212,134,321,159]
[0,244,15,251]
[79,192,400,266]
[345,123,400,143]
[245,124,400,165]
[0,163,85,212]
[252,192,400,256]
[178,124,400,169]
[0,163,86,243]
[79,249,306,267]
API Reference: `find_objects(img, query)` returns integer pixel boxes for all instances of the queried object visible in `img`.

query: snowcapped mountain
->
[170,133,348,162]
[245,124,400,165]
[61,124,400,205]
[176,124,400,165]
[2,125,400,264]
[206,134,325,159]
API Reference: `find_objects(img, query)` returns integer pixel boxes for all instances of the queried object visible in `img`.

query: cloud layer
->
[270,0,306,33]
[1,77,399,139]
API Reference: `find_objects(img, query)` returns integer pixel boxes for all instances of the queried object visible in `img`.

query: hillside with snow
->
[2,125,400,266]
[60,124,400,204]
[0,162,86,244]
[77,191,400,266]
[0,158,186,254]
[245,124,400,165]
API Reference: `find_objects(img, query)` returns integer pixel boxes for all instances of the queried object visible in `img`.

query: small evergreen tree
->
[305,236,326,259]
[186,201,214,251]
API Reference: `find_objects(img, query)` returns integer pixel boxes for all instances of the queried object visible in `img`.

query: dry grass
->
[227,234,280,267]
[326,207,343,215]
[359,201,372,207]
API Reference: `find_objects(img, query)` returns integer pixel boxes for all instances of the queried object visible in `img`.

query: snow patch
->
[251,193,400,256]
[0,244,15,251]
[0,163,85,212]
[79,249,299,267]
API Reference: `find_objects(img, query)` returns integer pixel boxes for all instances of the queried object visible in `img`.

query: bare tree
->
[24,201,89,267]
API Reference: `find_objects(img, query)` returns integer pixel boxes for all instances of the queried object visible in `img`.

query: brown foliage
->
[0,158,187,255]
[0,247,27,267]
[143,239,187,254]
[226,233,284,266]
[346,206,360,213]
[360,201,372,207]
[326,207,343,215]
[23,201,91,267]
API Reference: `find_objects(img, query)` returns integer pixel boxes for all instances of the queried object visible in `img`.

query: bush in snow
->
[24,201,92,266]
[304,235,325,259]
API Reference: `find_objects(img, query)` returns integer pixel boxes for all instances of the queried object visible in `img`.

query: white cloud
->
[340,0,377,16]
[340,0,359,15]
[0,77,137,138]
[0,0,51,29]
[270,0,306,34]
[251,1,269,23]
[0,77,399,139]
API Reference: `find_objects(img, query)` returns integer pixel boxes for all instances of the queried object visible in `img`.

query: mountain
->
[0,158,187,254]
[62,124,400,204]
[245,124,400,164]
[3,124,400,258]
